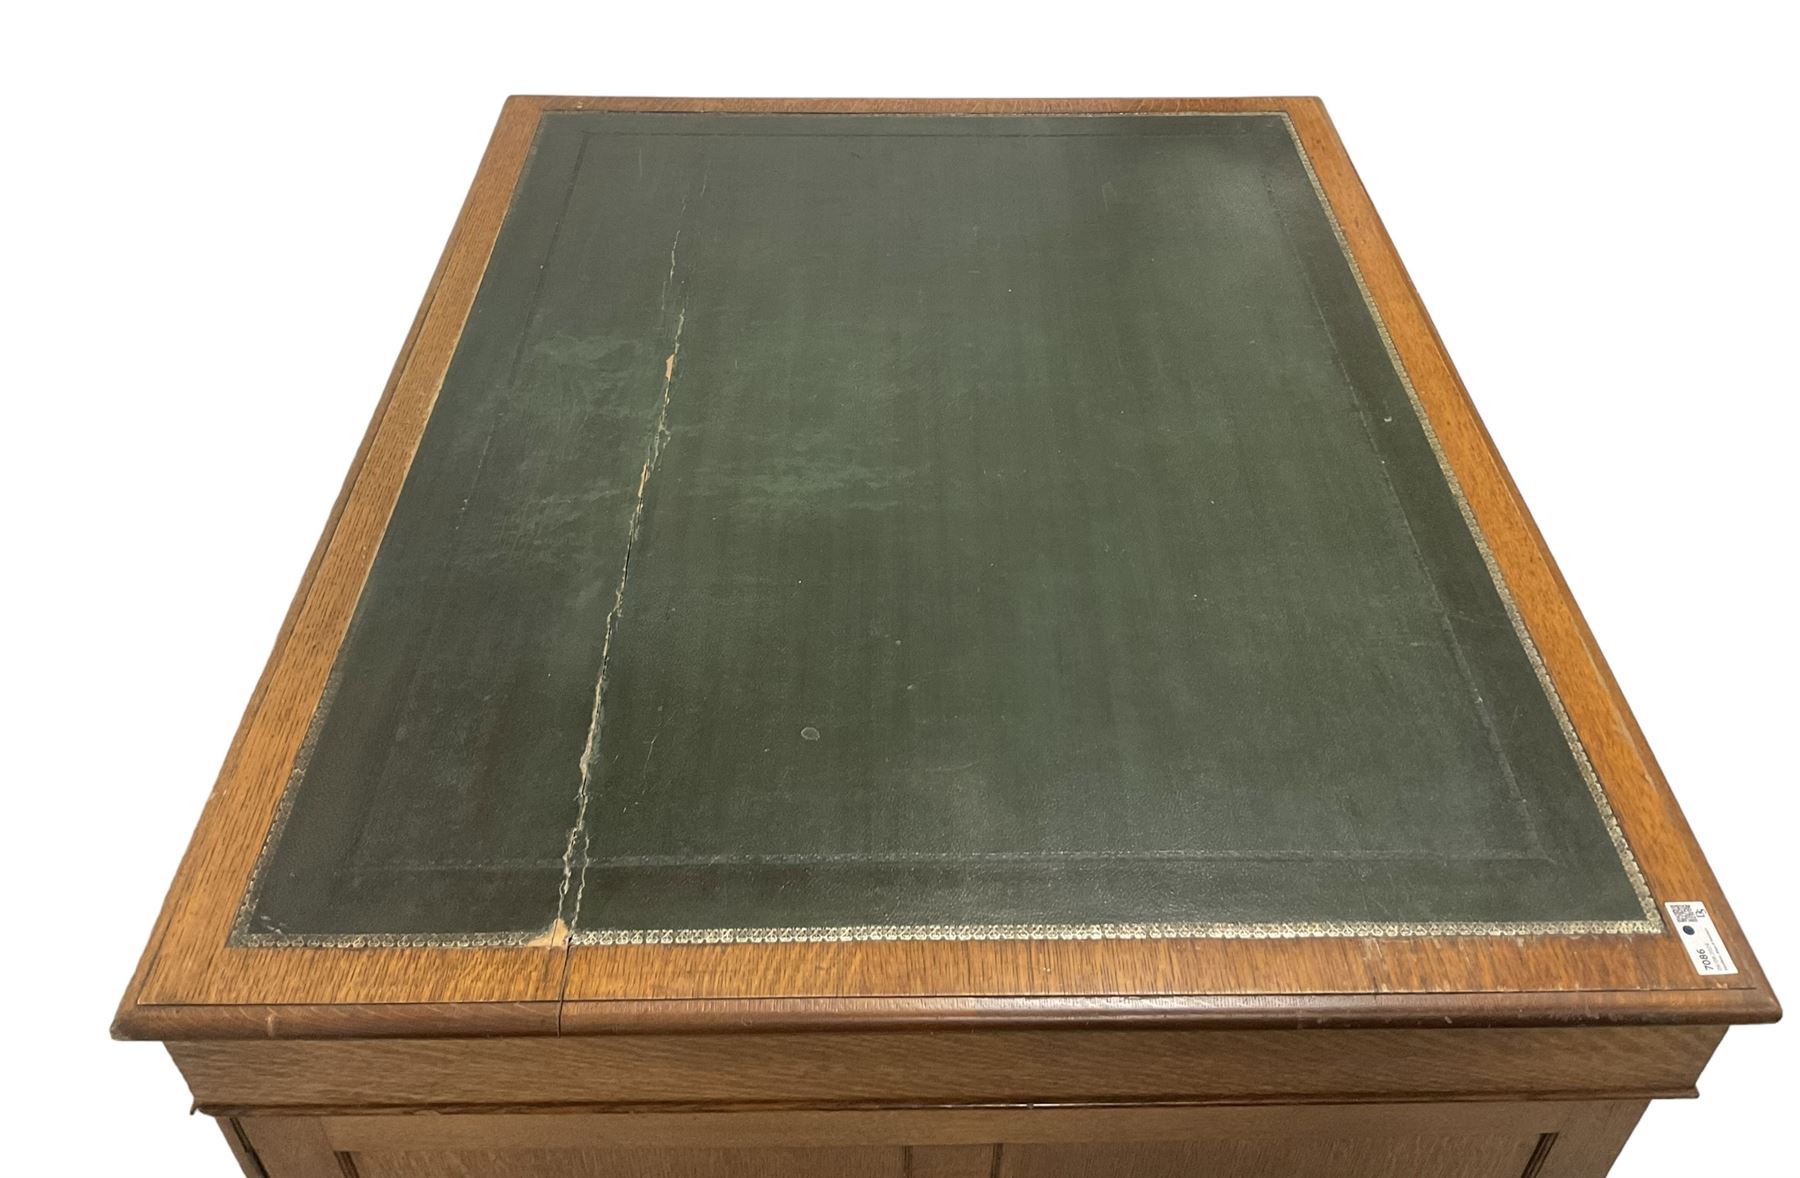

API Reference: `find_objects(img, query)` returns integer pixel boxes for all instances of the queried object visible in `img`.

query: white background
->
[3,3,1795,1174]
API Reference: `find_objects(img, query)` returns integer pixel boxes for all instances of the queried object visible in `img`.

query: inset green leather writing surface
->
[236,112,1657,945]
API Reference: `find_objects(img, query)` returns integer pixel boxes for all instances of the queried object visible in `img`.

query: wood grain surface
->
[311,1100,1644,1152]
[241,1101,1651,1178]
[169,1024,1721,1113]
[115,96,1777,1041]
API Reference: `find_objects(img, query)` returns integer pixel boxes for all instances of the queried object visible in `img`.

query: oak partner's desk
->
[116,98,1775,1178]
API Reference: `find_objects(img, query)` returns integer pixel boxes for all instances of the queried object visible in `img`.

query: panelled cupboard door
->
[351,1141,1531,1178]
[998,1138,1540,1178]
[235,1102,1651,1178]
[350,1148,909,1178]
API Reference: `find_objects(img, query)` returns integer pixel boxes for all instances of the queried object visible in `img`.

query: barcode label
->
[1665,901,1738,976]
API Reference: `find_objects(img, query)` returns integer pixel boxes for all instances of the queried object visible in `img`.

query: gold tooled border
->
[234,109,1663,951]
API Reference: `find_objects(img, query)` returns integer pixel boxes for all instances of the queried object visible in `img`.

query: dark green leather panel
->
[239,112,1652,942]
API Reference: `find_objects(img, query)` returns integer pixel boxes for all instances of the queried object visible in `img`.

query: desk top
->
[116,98,1775,1040]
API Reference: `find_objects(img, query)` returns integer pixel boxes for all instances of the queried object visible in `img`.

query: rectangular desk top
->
[117,97,1775,1040]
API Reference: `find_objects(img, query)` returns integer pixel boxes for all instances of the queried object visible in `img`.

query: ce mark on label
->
[1665,901,1738,976]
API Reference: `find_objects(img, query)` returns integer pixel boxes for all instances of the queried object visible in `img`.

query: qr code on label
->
[1664,900,1736,975]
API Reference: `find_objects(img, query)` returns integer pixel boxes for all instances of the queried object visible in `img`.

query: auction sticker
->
[1665,901,1737,976]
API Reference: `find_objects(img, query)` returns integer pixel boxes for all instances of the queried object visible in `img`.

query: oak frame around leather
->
[115,96,1776,1042]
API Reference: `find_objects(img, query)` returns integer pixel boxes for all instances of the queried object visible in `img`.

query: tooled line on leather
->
[229,127,591,945]
[1254,163,1547,862]
[581,847,1547,867]
[1272,111,1659,928]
